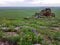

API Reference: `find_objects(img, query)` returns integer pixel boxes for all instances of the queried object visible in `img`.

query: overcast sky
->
[0,0,60,7]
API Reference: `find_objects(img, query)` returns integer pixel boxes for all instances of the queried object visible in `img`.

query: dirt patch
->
[4,32,18,36]
[0,38,16,45]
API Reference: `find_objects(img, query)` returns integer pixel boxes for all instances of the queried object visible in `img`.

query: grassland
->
[0,7,60,19]
[0,7,60,45]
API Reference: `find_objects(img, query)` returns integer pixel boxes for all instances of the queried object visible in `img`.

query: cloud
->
[0,0,60,7]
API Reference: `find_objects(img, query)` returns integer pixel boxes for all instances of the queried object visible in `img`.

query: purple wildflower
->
[32,28,38,36]
[35,32,39,36]
[32,28,36,32]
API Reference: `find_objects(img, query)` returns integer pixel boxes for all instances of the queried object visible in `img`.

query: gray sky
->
[0,0,60,7]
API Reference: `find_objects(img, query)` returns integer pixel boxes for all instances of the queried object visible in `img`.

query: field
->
[0,7,60,45]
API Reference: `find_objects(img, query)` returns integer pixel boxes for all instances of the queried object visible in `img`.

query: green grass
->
[0,8,40,19]
[0,7,60,45]
[0,7,60,19]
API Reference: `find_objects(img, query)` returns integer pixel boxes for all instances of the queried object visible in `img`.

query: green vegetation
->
[0,7,60,45]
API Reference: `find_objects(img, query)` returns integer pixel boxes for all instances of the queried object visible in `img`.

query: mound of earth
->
[34,8,55,18]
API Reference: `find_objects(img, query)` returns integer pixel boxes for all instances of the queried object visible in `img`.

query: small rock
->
[4,32,18,36]
[34,44,41,45]
[40,26,48,29]
[14,27,20,30]
[51,27,60,30]
[1,27,9,30]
